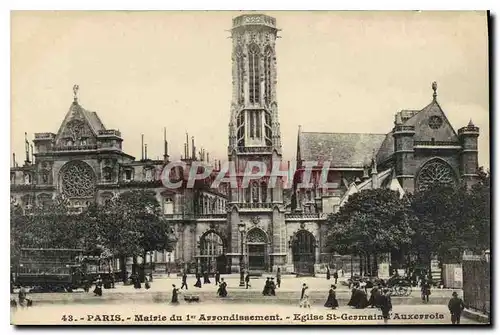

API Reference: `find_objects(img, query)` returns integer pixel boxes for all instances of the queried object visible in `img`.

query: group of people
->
[262,277,277,296]
[181,271,222,290]
[325,266,340,284]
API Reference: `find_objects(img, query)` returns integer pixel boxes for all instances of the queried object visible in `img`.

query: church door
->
[246,228,268,272]
[292,230,316,275]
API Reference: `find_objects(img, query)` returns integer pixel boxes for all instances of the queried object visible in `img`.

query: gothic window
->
[252,181,259,203]
[248,44,260,104]
[237,111,245,147]
[264,46,273,105]
[256,111,261,139]
[60,161,95,198]
[247,228,267,243]
[264,111,272,146]
[261,181,267,203]
[21,194,33,208]
[245,187,251,203]
[236,46,244,105]
[23,173,31,185]
[417,160,456,192]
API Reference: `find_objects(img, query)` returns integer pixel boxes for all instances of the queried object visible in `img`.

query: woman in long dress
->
[171,284,179,304]
[217,279,228,297]
[324,285,339,309]
[300,285,311,308]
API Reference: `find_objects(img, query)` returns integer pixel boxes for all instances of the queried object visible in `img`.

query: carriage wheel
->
[404,286,412,296]
[398,286,409,296]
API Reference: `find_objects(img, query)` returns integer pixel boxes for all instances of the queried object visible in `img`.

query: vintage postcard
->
[10,11,490,326]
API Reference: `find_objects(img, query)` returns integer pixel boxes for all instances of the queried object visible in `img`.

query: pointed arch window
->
[237,111,245,147]
[264,46,273,105]
[248,44,260,104]
[261,181,268,203]
[252,181,260,203]
[264,111,272,146]
[416,159,456,192]
[236,46,244,105]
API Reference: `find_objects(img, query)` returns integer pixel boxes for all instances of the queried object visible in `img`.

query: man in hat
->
[448,292,465,324]
[181,272,188,290]
[245,271,251,289]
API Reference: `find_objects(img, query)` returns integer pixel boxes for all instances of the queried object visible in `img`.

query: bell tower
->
[227,14,287,274]
[228,14,282,154]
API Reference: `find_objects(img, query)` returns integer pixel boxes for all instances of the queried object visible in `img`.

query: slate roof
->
[82,109,106,135]
[298,132,386,168]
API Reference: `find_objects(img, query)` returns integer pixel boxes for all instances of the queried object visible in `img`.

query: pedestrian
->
[448,292,465,325]
[171,284,179,304]
[93,276,103,297]
[262,277,271,296]
[269,278,276,296]
[421,277,431,303]
[299,284,311,308]
[368,285,380,308]
[18,286,27,307]
[83,279,91,293]
[276,268,281,288]
[149,272,153,283]
[181,272,188,290]
[245,272,251,289]
[203,271,211,284]
[379,288,392,324]
[194,272,202,288]
[340,268,344,277]
[326,266,331,280]
[333,270,339,285]
[324,284,339,309]
[217,278,228,297]
[145,276,151,290]
[215,271,221,285]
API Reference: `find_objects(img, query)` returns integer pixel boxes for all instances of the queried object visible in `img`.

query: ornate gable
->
[54,99,105,148]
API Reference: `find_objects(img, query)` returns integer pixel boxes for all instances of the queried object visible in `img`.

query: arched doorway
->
[292,230,316,275]
[199,231,227,274]
[246,228,268,271]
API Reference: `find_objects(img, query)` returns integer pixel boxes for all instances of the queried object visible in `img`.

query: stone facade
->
[11,14,482,276]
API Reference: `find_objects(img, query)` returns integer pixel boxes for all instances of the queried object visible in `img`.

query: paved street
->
[11,302,480,325]
[101,274,461,297]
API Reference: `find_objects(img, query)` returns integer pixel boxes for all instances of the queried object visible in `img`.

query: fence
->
[462,259,490,316]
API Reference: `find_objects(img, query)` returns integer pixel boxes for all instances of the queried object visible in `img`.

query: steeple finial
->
[432,81,437,100]
[468,119,475,127]
[73,84,79,102]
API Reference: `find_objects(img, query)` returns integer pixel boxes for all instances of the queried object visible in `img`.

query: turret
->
[458,119,480,187]
[392,118,416,193]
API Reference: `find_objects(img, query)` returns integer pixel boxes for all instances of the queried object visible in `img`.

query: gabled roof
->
[55,100,106,145]
[298,132,386,168]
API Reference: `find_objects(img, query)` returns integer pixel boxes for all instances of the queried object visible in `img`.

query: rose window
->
[428,115,443,129]
[417,160,456,191]
[60,161,95,198]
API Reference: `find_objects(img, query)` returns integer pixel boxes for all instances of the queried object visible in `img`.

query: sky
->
[10,11,490,168]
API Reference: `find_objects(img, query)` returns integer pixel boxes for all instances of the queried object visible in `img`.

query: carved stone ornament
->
[251,216,261,225]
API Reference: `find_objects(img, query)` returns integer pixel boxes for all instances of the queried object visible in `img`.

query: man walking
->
[448,292,465,325]
[245,272,251,289]
[215,271,221,285]
[333,270,339,285]
[181,272,188,290]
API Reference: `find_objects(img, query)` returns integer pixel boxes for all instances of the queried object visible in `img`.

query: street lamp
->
[238,223,246,287]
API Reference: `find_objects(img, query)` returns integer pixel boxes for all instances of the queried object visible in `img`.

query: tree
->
[325,189,414,275]
[80,190,176,282]
[410,169,491,264]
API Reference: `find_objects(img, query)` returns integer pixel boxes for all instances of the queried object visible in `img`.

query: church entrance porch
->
[245,228,269,272]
